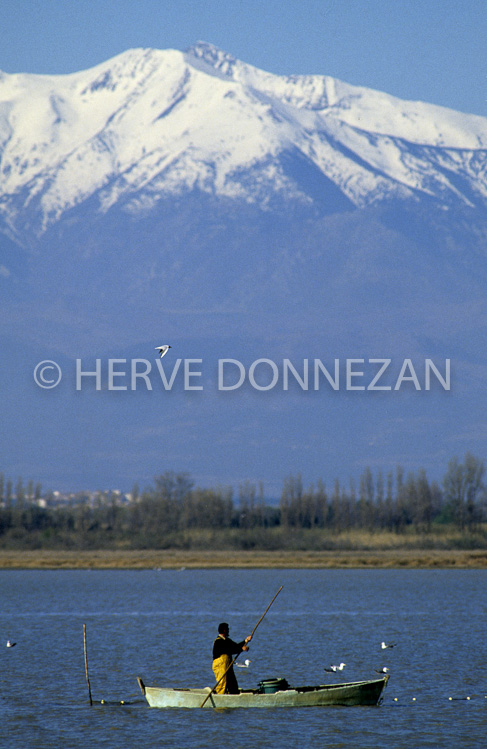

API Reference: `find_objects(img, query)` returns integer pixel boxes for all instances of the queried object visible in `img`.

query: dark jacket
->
[212,635,246,660]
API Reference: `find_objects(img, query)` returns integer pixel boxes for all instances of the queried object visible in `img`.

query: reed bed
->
[0,548,486,569]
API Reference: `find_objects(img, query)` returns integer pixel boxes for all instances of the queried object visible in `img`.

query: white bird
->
[375,667,389,674]
[324,662,346,672]
[155,344,171,359]
[236,659,251,668]
[381,641,397,649]
[6,640,16,648]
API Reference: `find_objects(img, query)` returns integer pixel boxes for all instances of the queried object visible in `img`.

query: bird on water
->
[236,659,251,668]
[324,662,346,672]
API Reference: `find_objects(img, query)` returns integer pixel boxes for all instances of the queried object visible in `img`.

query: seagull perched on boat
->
[6,640,16,648]
[324,662,346,672]
[381,641,397,650]
[375,667,389,674]
[155,344,171,359]
[236,659,251,668]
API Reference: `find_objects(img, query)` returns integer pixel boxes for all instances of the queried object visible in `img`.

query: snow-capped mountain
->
[1,43,487,493]
[1,41,487,243]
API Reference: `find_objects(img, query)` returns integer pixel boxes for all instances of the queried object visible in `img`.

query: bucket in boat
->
[257,678,289,694]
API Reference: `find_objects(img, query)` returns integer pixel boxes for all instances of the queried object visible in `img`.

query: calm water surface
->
[1,569,486,748]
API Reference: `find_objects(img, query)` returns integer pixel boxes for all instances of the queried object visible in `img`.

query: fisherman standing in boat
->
[212,622,252,694]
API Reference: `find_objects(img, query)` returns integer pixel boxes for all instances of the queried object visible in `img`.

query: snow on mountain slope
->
[1,42,487,242]
[190,42,487,149]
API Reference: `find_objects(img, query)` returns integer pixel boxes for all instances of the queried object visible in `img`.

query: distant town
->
[0,477,134,510]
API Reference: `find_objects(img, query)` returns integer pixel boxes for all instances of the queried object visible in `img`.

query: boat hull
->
[137,676,389,708]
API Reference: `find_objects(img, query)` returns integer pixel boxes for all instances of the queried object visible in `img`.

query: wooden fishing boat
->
[137,675,389,709]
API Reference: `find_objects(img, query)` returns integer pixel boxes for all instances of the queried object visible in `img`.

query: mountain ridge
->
[1,42,487,245]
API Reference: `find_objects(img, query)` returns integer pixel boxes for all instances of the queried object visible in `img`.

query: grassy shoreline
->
[0,548,486,569]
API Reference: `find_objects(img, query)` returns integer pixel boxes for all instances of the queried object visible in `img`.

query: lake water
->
[1,568,486,748]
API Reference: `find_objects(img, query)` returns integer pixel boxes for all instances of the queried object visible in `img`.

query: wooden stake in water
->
[83,623,93,706]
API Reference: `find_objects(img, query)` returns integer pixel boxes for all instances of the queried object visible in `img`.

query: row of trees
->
[0,475,42,506]
[0,453,485,549]
[279,453,486,533]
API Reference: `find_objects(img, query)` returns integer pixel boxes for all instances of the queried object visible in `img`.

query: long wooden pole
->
[200,585,283,708]
[83,623,93,706]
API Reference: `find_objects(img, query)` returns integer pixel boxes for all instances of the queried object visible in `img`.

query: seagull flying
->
[6,640,16,648]
[324,662,346,672]
[236,659,251,668]
[381,641,397,649]
[375,667,389,674]
[155,344,171,359]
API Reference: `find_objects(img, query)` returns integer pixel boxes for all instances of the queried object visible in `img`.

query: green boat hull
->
[137,676,389,708]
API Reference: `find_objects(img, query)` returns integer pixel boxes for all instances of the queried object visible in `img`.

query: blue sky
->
[1,0,486,117]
